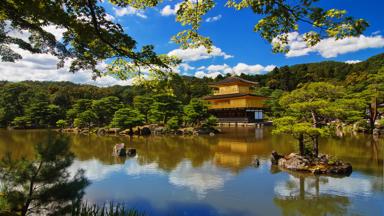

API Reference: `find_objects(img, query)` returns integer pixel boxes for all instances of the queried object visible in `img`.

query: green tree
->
[1,0,367,80]
[359,69,384,131]
[278,82,347,157]
[166,116,182,131]
[11,116,31,129]
[56,119,67,129]
[133,95,154,123]
[0,135,89,216]
[91,96,122,126]
[74,110,97,128]
[110,108,144,131]
[149,94,182,124]
[183,98,210,126]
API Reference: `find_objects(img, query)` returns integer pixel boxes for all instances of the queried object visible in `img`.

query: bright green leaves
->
[111,0,162,9]
[171,0,215,50]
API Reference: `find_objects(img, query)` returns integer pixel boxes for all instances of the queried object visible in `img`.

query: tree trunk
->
[312,136,319,158]
[368,99,377,133]
[299,134,305,156]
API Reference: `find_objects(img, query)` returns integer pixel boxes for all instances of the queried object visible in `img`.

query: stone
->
[271,151,353,176]
[209,132,215,136]
[271,151,283,165]
[126,148,136,157]
[252,158,260,167]
[140,127,151,136]
[373,128,380,135]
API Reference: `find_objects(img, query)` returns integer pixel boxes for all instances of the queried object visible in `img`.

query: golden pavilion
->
[203,77,267,123]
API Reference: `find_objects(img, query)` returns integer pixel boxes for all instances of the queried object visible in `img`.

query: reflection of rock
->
[126,148,136,157]
[113,143,127,157]
[271,152,352,176]
[169,160,233,199]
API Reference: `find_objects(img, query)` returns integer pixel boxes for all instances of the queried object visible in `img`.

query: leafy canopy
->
[1,0,368,79]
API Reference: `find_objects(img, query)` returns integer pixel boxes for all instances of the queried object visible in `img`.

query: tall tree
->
[0,135,89,216]
[110,108,144,132]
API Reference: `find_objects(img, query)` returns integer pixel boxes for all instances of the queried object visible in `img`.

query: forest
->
[0,53,383,134]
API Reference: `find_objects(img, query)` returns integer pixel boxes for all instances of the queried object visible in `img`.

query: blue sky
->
[1,0,384,85]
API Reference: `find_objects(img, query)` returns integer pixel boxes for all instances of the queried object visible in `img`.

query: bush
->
[202,115,218,129]
[166,116,181,131]
[354,119,370,132]
[56,119,67,128]
[377,118,384,128]
[11,116,30,128]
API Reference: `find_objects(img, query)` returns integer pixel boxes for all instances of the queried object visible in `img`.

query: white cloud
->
[278,32,384,58]
[207,64,232,73]
[372,30,381,36]
[113,6,147,18]
[232,63,264,75]
[264,65,277,71]
[160,3,181,16]
[345,60,362,64]
[168,46,233,62]
[194,63,276,78]
[179,63,195,71]
[104,13,115,21]
[0,46,133,87]
[195,71,223,79]
[205,15,222,23]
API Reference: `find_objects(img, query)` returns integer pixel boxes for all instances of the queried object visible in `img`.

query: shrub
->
[166,116,181,131]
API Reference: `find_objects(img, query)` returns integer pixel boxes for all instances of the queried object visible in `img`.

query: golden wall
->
[208,97,265,109]
[214,85,250,95]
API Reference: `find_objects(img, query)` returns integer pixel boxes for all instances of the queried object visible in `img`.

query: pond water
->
[0,128,383,215]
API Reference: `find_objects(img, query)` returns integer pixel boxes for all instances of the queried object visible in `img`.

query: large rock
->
[140,127,151,136]
[271,151,352,176]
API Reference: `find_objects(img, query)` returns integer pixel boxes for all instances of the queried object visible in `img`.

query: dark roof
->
[203,93,263,100]
[209,77,258,86]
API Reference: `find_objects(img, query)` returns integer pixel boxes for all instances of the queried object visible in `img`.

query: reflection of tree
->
[0,134,88,215]
[274,173,351,216]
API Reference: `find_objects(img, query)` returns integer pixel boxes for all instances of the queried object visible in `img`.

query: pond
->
[0,128,383,215]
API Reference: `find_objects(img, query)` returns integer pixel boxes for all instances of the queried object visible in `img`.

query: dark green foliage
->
[183,98,210,126]
[0,135,89,216]
[149,94,182,124]
[166,116,182,131]
[110,108,144,130]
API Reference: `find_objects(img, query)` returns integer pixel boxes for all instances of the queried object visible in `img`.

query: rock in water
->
[127,148,136,157]
[270,151,353,176]
[271,151,283,165]
[141,127,151,136]
[118,148,127,157]
[252,158,260,167]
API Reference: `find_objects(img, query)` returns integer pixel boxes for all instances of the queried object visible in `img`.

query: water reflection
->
[0,128,383,215]
[274,173,351,216]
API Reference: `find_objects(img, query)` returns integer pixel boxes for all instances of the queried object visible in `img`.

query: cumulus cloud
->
[345,60,362,64]
[0,46,133,87]
[168,46,233,62]
[205,15,222,23]
[179,63,195,71]
[195,71,223,79]
[194,63,276,78]
[160,3,181,16]
[278,32,384,58]
[113,6,147,18]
